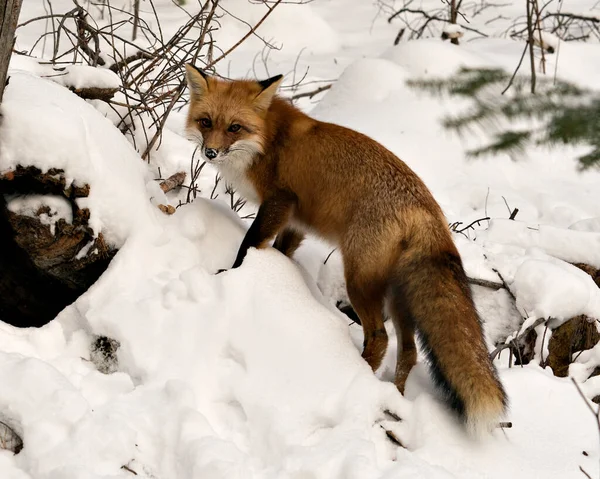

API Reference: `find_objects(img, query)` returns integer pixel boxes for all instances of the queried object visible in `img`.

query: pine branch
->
[407,68,600,168]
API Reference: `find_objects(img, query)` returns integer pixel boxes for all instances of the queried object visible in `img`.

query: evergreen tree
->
[407,68,600,169]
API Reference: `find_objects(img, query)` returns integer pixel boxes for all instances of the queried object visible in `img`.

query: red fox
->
[184,64,508,435]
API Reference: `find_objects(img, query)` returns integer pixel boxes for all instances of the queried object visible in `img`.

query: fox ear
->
[185,64,210,98]
[254,74,284,111]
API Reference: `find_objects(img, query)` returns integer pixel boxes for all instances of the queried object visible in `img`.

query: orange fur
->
[185,65,508,435]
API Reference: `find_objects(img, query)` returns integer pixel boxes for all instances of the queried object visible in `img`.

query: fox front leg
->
[273,228,305,258]
[222,190,297,272]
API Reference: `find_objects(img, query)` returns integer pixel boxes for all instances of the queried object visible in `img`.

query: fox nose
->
[204,148,218,160]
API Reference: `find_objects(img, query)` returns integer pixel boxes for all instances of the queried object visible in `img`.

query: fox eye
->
[199,118,212,128]
[228,123,241,133]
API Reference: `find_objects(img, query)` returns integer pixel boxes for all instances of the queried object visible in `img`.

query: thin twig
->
[291,84,332,101]
[526,0,537,93]
[207,0,284,67]
[502,41,529,95]
[490,317,545,360]
[492,267,517,302]
[468,277,504,290]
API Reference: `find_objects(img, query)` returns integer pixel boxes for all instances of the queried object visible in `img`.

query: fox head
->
[184,64,284,167]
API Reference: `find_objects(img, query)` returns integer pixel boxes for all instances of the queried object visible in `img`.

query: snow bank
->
[402,364,599,478]
[380,38,495,78]
[0,197,412,478]
[9,55,120,90]
[313,38,600,229]
[0,72,156,247]
[477,221,600,323]
[214,0,340,56]
[570,217,600,233]
[511,257,600,321]
[3,194,595,478]
[6,195,73,235]
[484,219,600,268]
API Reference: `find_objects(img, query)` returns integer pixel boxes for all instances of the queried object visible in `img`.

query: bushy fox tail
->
[391,238,507,436]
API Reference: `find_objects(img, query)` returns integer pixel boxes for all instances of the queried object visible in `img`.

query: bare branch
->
[291,84,332,101]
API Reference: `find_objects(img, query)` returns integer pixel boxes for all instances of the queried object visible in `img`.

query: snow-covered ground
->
[1,0,600,477]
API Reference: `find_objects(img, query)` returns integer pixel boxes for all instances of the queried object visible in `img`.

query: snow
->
[443,24,464,35]
[483,219,600,268]
[572,340,600,383]
[0,198,410,478]
[476,221,600,324]
[9,55,120,90]
[0,71,157,247]
[6,194,72,235]
[0,197,597,477]
[1,0,600,477]
[512,256,600,322]
[442,24,464,40]
[570,217,600,233]
[401,365,599,478]
[213,0,341,57]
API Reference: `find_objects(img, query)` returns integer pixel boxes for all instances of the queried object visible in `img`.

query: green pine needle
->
[407,68,600,169]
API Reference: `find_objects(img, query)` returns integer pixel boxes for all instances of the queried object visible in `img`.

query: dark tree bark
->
[546,315,600,377]
[0,0,23,104]
[0,195,79,327]
[132,0,140,41]
[0,168,116,328]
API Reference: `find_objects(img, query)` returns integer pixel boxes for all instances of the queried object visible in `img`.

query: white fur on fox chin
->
[214,139,263,205]
[185,129,262,204]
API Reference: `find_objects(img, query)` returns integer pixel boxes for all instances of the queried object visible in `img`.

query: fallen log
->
[0,166,116,327]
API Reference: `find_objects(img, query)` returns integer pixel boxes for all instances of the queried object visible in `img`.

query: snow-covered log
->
[0,71,156,327]
[0,166,116,327]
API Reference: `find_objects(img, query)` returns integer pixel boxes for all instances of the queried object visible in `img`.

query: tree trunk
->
[0,0,23,104]
[132,0,140,41]
[449,0,459,45]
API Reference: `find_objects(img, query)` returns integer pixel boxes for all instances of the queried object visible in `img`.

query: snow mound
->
[484,219,600,268]
[0,72,156,247]
[478,220,600,323]
[9,55,120,90]
[401,365,599,478]
[0,196,417,478]
[3,193,594,478]
[381,39,494,78]
[570,217,600,233]
[215,0,340,56]
[512,257,600,321]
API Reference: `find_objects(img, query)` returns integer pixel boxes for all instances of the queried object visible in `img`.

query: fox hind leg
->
[344,260,388,372]
[389,303,417,394]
